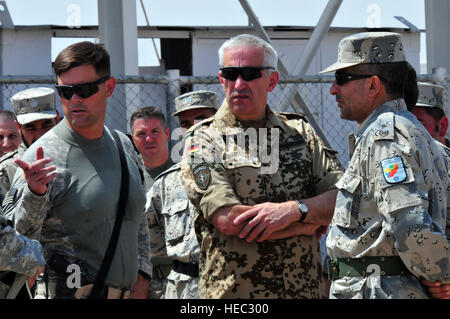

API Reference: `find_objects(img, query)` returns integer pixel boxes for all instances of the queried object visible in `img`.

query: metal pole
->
[280,0,342,111]
[167,69,181,151]
[98,0,139,132]
[238,0,334,148]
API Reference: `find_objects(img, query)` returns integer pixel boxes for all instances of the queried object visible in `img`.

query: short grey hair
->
[218,34,278,70]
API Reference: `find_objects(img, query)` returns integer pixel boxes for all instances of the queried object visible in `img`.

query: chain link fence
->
[0,73,446,167]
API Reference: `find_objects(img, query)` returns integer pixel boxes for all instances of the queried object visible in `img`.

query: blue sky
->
[3,0,427,66]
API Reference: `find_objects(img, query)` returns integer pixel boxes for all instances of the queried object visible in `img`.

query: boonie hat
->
[320,32,406,73]
[416,82,447,114]
[173,90,219,116]
[11,87,57,125]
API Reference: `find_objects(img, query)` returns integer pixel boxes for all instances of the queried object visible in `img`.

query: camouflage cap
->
[173,90,219,116]
[416,82,447,114]
[11,87,57,125]
[320,32,405,73]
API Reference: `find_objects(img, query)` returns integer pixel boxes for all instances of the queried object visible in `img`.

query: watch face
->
[299,203,308,213]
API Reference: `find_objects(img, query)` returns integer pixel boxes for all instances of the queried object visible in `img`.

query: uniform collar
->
[215,100,288,134]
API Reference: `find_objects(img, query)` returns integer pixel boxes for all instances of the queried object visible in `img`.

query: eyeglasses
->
[220,66,275,82]
[335,73,375,86]
[55,75,110,100]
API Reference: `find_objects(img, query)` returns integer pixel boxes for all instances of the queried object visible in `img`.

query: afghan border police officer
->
[0,214,45,298]
[146,90,218,299]
[321,32,449,299]
[3,41,152,299]
[181,34,344,299]
[0,87,59,203]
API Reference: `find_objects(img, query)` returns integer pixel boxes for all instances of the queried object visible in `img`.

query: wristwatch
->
[295,200,309,223]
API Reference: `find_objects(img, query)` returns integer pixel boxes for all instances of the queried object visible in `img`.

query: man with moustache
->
[321,32,449,299]
[181,34,343,298]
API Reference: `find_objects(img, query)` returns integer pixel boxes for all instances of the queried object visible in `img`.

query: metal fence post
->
[166,69,181,151]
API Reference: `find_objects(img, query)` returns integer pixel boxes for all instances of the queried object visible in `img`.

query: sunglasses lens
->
[56,86,74,100]
[240,68,262,81]
[75,83,99,99]
[221,68,239,81]
[335,74,346,86]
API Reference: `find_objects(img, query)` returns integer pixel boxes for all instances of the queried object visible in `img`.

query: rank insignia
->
[381,156,406,184]
[191,163,211,190]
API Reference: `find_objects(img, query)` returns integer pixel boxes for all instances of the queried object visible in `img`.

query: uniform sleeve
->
[292,120,344,194]
[369,134,449,281]
[2,165,51,240]
[137,198,152,278]
[181,127,242,222]
[145,179,167,258]
[0,216,45,276]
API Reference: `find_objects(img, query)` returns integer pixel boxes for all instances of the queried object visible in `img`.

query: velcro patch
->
[191,163,211,190]
[381,156,407,184]
[2,188,17,212]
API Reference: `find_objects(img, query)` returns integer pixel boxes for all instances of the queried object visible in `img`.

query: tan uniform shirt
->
[181,102,343,298]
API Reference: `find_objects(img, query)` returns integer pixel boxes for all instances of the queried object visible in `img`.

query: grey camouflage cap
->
[320,32,405,73]
[11,87,57,125]
[416,82,447,114]
[173,90,218,116]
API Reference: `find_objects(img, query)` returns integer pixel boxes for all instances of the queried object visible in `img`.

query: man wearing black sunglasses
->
[3,41,152,299]
[181,34,343,299]
[320,32,449,299]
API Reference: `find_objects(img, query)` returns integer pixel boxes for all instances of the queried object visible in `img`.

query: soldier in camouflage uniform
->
[3,41,152,299]
[0,214,45,299]
[181,34,344,299]
[409,82,450,299]
[146,90,218,299]
[130,106,174,299]
[0,87,60,204]
[321,32,449,298]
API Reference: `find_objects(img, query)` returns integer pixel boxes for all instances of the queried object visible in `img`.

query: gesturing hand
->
[14,146,57,195]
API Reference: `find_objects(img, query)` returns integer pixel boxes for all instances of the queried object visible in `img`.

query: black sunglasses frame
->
[334,73,377,86]
[220,66,275,82]
[55,75,111,100]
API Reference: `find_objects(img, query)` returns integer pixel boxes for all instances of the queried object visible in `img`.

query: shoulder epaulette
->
[277,111,308,123]
[154,162,181,181]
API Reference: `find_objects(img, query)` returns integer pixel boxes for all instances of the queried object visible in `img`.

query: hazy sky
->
[2,0,427,65]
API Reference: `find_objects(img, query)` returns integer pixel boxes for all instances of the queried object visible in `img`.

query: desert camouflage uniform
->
[326,99,449,299]
[0,215,45,298]
[0,143,27,204]
[146,162,200,299]
[181,102,343,299]
[3,119,152,298]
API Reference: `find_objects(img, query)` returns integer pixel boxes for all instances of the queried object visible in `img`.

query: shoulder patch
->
[191,163,211,190]
[381,156,407,184]
[277,111,308,122]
